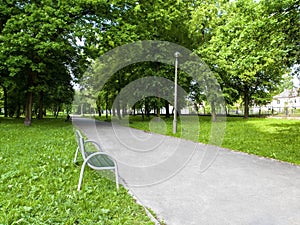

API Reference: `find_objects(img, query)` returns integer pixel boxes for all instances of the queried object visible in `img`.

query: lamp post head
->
[174,51,180,58]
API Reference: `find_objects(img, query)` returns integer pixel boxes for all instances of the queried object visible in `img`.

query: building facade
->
[269,88,300,113]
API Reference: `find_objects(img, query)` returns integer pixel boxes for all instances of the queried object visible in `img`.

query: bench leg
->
[78,160,119,191]
[77,161,87,191]
[73,147,79,163]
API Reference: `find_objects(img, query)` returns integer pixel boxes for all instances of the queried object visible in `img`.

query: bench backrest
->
[74,129,112,166]
[75,129,85,156]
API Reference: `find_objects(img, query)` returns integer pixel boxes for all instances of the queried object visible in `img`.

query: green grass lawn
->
[222,117,300,164]
[106,115,300,165]
[0,117,154,225]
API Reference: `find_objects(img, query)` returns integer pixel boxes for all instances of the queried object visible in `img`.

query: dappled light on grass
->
[0,118,154,224]
[124,115,300,165]
[234,118,300,164]
[216,117,300,165]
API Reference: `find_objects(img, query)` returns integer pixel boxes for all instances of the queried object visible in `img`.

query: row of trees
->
[0,0,121,124]
[193,0,299,118]
[85,0,299,119]
[0,0,299,124]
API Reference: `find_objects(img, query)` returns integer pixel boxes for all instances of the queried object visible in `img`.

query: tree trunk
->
[38,91,44,119]
[112,106,116,116]
[3,86,8,117]
[16,103,21,118]
[165,101,170,118]
[97,106,101,117]
[105,94,109,119]
[24,71,36,126]
[122,106,127,117]
[145,98,150,118]
[225,104,229,116]
[211,101,217,122]
[55,106,60,118]
[193,103,199,114]
[116,100,121,119]
[24,92,33,126]
[81,104,84,116]
[141,109,144,121]
[244,92,250,119]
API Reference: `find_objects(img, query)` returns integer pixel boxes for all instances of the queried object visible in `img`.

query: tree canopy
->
[190,0,299,117]
[0,0,113,124]
[0,0,299,123]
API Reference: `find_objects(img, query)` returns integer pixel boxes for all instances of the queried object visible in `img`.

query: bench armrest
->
[84,140,104,152]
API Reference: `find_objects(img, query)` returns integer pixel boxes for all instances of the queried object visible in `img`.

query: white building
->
[269,88,300,113]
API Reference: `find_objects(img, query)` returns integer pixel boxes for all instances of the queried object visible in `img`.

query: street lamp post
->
[173,52,180,134]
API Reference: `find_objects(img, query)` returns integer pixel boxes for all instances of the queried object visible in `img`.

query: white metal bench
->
[73,129,119,191]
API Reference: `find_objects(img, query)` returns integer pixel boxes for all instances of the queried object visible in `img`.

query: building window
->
[277,100,280,104]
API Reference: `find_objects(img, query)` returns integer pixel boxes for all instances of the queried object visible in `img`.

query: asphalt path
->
[73,117,300,225]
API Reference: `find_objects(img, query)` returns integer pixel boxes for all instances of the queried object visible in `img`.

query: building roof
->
[273,88,299,99]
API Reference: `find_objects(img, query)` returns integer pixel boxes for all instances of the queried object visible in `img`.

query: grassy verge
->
[222,117,300,164]
[0,117,154,225]
[101,115,300,165]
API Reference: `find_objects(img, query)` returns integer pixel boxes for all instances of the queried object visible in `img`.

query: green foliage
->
[88,0,299,120]
[190,0,299,118]
[1,0,299,122]
[82,0,199,118]
[0,0,112,123]
[0,118,154,224]
[125,115,300,165]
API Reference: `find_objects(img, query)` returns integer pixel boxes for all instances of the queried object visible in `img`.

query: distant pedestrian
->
[65,114,71,122]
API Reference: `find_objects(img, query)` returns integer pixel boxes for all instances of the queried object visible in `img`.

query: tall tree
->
[190,0,297,118]
[86,0,198,117]
[0,0,111,125]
